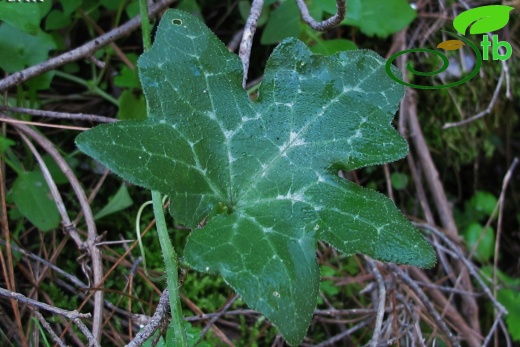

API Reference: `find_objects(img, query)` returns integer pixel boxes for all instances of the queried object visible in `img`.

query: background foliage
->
[0,0,518,346]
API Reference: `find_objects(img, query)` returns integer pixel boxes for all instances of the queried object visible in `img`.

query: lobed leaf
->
[76,9,436,345]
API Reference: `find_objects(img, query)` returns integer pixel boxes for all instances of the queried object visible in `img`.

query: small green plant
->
[481,266,520,342]
[456,191,498,263]
[76,9,436,345]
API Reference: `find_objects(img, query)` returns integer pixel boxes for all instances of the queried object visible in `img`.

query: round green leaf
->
[10,171,60,232]
[463,222,495,262]
[45,10,72,31]
[391,172,409,190]
[498,289,520,342]
[469,191,498,217]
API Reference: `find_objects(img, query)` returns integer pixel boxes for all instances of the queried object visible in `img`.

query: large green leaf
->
[76,9,435,345]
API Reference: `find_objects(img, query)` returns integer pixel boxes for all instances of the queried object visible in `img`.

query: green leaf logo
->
[453,5,514,35]
[76,9,436,345]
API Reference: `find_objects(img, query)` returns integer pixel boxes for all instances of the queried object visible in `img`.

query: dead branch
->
[295,0,346,31]
[8,121,104,341]
[0,107,117,123]
[239,0,264,88]
[0,287,99,347]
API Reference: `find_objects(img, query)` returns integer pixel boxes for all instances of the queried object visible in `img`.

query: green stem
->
[140,3,186,344]
[139,0,152,52]
[2,156,24,176]
[54,71,118,106]
[151,191,188,346]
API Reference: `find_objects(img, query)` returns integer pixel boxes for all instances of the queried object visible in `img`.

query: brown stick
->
[389,264,459,347]
[392,20,482,342]
[0,161,26,346]
[409,268,482,346]
[295,0,346,31]
[239,0,264,88]
[11,121,104,341]
[0,106,117,123]
[404,90,481,343]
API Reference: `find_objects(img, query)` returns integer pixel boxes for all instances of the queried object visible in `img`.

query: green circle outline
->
[385,31,483,89]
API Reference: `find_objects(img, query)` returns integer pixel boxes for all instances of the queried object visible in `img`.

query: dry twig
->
[443,68,506,129]
[0,287,99,347]
[0,116,90,131]
[198,294,239,342]
[365,258,386,347]
[389,264,459,347]
[0,106,117,123]
[239,0,346,87]
[0,142,25,345]
[32,310,68,347]
[239,0,264,87]
[125,289,170,347]
[402,89,481,344]
[295,0,346,31]
[9,121,104,341]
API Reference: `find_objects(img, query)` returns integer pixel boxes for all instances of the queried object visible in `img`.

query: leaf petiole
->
[151,190,188,346]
